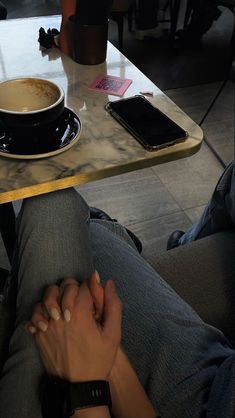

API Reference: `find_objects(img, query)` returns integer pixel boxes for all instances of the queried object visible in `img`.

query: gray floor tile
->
[202,82,235,166]
[165,83,222,124]
[204,121,234,166]
[77,168,181,226]
[166,82,234,166]
[152,143,223,210]
[129,211,192,256]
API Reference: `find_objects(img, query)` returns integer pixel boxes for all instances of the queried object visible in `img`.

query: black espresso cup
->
[0,78,65,131]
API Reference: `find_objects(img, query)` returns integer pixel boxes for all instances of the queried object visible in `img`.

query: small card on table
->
[88,74,132,96]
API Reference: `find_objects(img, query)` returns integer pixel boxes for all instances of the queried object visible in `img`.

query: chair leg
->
[162,0,171,13]
[128,4,134,32]
[0,2,7,20]
[117,16,124,52]
[110,11,125,52]
[169,0,181,41]
[184,0,194,28]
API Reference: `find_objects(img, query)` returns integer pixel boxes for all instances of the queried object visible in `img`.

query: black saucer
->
[0,107,81,159]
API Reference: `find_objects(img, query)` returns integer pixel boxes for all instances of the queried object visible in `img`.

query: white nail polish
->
[95,270,100,284]
[64,309,71,323]
[38,321,47,332]
[28,326,36,334]
[51,308,60,321]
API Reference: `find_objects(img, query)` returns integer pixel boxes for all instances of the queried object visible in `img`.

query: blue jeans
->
[0,185,234,417]
[180,160,235,244]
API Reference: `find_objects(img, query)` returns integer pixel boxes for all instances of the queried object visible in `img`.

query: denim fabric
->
[180,160,235,244]
[0,187,234,417]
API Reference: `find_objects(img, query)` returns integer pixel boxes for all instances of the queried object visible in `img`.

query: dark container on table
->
[69,15,108,65]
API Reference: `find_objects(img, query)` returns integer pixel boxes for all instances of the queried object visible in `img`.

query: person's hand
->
[29,275,121,382]
[28,272,104,334]
[59,0,77,55]
[58,23,72,55]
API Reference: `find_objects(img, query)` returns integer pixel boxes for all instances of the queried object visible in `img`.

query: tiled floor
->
[0,1,234,271]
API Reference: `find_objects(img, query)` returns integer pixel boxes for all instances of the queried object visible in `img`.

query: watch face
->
[41,378,112,418]
[68,380,112,414]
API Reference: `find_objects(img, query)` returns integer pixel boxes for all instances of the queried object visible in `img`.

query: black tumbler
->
[69,15,108,65]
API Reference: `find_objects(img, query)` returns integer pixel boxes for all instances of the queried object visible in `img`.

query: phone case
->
[105,96,188,151]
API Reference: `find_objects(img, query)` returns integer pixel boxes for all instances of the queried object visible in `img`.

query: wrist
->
[72,406,111,418]
[109,346,125,382]
[41,378,112,418]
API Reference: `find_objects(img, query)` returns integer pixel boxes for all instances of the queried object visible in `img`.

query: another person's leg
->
[90,222,234,417]
[179,160,235,244]
[178,0,221,45]
[0,189,94,418]
[59,0,77,54]
[167,161,235,249]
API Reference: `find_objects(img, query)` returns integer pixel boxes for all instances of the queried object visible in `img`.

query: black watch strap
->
[66,380,112,417]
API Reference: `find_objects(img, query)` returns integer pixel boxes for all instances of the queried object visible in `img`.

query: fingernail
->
[51,308,60,321]
[38,321,48,332]
[28,326,36,335]
[64,309,71,323]
[95,270,101,284]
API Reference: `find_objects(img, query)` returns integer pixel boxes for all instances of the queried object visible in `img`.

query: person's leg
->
[0,187,233,418]
[178,0,221,44]
[179,160,235,245]
[0,189,94,418]
[59,0,77,54]
[90,222,234,417]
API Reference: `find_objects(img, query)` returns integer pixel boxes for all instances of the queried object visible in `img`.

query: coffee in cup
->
[0,77,64,130]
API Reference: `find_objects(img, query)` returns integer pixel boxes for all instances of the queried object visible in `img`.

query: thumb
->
[103,280,122,341]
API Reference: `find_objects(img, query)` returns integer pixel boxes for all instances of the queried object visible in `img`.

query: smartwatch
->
[41,377,112,418]
[64,380,112,417]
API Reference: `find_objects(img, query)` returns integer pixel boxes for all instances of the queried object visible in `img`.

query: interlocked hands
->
[28,272,122,383]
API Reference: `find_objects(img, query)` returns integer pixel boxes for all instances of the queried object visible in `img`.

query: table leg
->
[170,0,181,41]
[0,202,16,264]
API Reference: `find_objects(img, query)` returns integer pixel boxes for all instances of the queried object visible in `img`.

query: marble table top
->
[0,16,203,204]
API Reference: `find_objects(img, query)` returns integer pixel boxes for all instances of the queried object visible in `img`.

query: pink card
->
[88,74,132,96]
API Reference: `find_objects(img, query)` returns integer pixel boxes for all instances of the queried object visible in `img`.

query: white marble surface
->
[0,16,203,203]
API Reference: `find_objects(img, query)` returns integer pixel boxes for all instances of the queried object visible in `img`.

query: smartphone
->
[105,95,188,151]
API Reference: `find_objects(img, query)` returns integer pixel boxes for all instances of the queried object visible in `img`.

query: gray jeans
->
[0,188,233,418]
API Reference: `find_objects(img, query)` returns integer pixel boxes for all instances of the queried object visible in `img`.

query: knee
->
[21,188,89,226]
